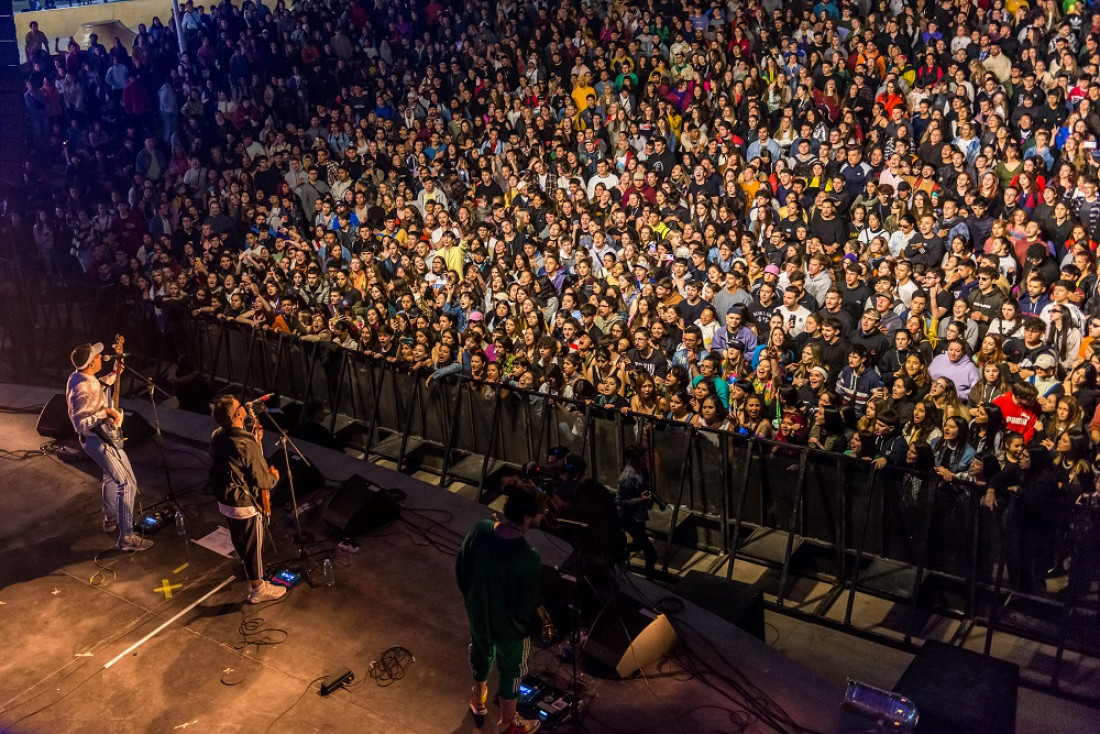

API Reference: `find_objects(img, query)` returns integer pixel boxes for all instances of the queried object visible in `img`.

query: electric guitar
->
[100,335,126,449]
[537,605,557,644]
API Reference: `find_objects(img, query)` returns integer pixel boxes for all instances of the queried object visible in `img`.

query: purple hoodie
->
[929,353,979,400]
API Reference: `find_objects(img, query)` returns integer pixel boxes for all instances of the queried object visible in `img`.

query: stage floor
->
[0,383,870,734]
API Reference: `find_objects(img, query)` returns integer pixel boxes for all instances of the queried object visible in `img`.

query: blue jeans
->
[80,433,138,543]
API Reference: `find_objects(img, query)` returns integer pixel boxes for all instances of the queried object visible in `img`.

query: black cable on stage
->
[232,591,293,653]
[615,570,824,734]
[0,660,105,732]
[263,676,325,733]
[367,647,415,687]
[0,563,234,728]
[0,440,60,461]
[396,505,463,556]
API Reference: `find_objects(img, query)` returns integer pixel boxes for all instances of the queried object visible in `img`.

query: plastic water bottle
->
[321,558,334,586]
[174,510,186,536]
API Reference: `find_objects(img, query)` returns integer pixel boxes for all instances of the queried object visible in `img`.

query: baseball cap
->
[1034,354,1057,370]
[71,342,104,370]
[469,310,484,322]
[764,264,781,276]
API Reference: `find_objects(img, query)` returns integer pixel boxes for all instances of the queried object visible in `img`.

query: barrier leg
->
[776,450,809,607]
[845,469,880,627]
[725,439,755,580]
[661,429,694,575]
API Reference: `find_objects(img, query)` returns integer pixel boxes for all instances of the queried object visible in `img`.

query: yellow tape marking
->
[173,563,189,574]
[154,579,183,599]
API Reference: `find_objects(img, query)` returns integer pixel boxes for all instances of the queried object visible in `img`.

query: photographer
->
[616,445,658,580]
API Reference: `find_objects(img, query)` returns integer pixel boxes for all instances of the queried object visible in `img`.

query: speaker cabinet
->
[539,565,577,638]
[266,449,326,506]
[583,594,677,678]
[37,394,75,440]
[322,474,400,537]
[119,411,154,446]
[675,570,765,641]
[893,640,1018,734]
[36,394,153,445]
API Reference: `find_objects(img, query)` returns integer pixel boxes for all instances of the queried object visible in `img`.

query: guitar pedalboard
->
[516,674,586,727]
[135,509,172,534]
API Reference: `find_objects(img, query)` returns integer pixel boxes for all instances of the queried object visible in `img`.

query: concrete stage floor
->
[0,383,871,734]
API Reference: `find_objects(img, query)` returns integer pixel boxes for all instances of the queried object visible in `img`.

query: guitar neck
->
[110,336,125,411]
[112,365,122,411]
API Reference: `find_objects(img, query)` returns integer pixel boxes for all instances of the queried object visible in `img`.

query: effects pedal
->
[268,568,304,589]
[516,674,584,726]
[134,509,171,534]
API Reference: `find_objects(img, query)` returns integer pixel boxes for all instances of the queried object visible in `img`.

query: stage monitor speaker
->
[37,394,75,440]
[893,640,1018,734]
[266,448,326,506]
[36,394,153,445]
[675,570,765,641]
[119,411,154,446]
[583,594,677,678]
[323,474,400,537]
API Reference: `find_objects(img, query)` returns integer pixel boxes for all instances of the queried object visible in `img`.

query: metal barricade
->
[6,252,1100,701]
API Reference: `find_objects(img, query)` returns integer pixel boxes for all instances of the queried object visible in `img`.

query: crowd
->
[8,0,1100,595]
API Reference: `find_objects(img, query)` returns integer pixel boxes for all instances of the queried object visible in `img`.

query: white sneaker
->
[117,534,153,552]
[247,581,287,604]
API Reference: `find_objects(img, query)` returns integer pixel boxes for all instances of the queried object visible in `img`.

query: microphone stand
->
[122,363,180,508]
[551,516,589,725]
[256,403,314,564]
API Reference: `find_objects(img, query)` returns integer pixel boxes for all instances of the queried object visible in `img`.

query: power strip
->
[320,669,354,696]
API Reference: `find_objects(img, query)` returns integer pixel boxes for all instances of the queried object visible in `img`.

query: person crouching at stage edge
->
[456,477,548,734]
[210,395,285,604]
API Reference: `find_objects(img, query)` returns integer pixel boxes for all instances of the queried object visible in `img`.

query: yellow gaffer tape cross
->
[154,579,183,599]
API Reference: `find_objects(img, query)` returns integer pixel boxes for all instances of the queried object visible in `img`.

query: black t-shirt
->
[686,178,721,203]
[747,298,779,328]
[679,297,706,325]
[810,213,847,246]
[626,347,670,378]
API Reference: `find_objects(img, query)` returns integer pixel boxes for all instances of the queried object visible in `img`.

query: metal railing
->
[2,259,1098,701]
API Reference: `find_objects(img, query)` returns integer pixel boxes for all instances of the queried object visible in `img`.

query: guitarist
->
[210,395,283,604]
[455,478,549,734]
[67,341,152,552]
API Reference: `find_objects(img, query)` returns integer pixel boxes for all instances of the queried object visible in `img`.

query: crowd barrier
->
[1,259,1098,700]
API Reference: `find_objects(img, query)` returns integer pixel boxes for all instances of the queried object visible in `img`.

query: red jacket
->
[993,392,1039,444]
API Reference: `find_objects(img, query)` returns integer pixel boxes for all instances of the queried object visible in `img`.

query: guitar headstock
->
[112,335,125,371]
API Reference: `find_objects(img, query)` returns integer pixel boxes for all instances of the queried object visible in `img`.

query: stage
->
[0,382,879,733]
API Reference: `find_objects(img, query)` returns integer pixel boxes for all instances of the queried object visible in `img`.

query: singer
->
[210,395,284,604]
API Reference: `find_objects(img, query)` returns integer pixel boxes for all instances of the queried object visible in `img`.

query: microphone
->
[102,353,131,361]
[246,393,277,408]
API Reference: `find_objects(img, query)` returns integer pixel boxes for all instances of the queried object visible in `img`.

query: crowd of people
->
[7,0,1100,599]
